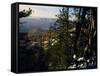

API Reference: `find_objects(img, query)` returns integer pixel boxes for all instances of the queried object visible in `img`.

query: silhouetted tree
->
[19,8,32,18]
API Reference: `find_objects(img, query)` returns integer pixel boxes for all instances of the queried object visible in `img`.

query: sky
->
[19,4,78,32]
[19,4,62,18]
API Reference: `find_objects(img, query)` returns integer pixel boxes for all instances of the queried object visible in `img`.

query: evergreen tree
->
[47,7,97,69]
[19,8,32,18]
[47,7,75,69]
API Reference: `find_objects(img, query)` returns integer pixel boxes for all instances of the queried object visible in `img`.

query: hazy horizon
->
[19,17,57,33]
[19,5,78,33]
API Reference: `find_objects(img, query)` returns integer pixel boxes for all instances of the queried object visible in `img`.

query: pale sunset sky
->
[19,5,62,18]
[19,4,77,21]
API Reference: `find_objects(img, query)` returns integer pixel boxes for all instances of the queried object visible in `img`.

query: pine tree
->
[47,7,97,69]
[19,8,32,18]
[47,7,75,69]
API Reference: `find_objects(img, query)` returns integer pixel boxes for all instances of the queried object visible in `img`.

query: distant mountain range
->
[19,17,57,33]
